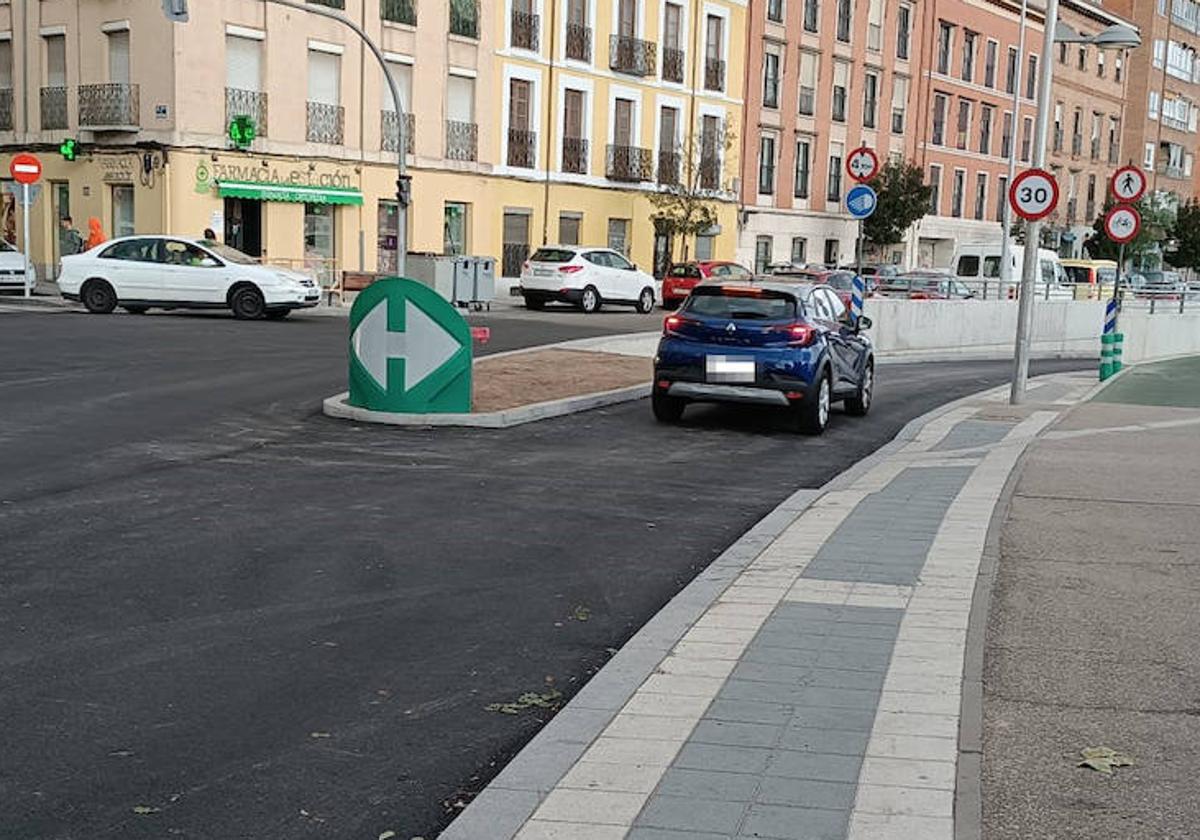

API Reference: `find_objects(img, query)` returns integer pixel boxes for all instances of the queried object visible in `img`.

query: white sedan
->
[58,236,320,319]
[0,239,35,292]
[519,246,658,313]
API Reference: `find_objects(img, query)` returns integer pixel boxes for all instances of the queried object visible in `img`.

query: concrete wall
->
[1120,310,1200,364]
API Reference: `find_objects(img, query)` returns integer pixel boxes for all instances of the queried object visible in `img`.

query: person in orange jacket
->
[85,217,106,250]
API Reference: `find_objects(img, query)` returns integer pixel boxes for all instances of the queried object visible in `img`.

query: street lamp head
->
[1089,24,1141,50]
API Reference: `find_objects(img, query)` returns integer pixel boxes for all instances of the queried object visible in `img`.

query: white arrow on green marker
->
[351,297,463,392]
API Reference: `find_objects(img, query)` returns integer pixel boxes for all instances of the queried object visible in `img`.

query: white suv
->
[519,246,658,313]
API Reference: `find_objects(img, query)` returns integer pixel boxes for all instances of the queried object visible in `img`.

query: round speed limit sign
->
[1009,168,1059,222]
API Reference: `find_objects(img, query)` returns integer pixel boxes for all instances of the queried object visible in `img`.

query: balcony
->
[662,47,685,83]
[507,127,537,167]
[704,57,725,91]
[306,101,344,144]
[699,153,720,190]
[446,120,478,161]
[511,9,539,50]
[606,143,654,182]
[610,34,656,77]
[657,149,681,186]
[40,87,68,130]
[562,136,588,173]
[450,0,480,38]
[382,110,415,154]
[225,88,268,138]
[0,88,12,131]
[79,83,139,130]
[381,0,417,25]
[566,23,592,62]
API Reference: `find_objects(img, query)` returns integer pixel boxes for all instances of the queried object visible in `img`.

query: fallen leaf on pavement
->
[484,689,563,715]
[309,732,331,739]
[378,831,396,840]
[1078,747,1134,774]
[131,806,160,815]
[573,605,591,621]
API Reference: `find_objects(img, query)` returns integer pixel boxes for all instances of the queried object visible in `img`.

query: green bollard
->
[1113,332,1124,372]
[1100,333,1115,381]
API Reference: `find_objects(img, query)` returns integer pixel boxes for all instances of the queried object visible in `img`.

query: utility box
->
[406,253,495,309]
[405,253,457,301]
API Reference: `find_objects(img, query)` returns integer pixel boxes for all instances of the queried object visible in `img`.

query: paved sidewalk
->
[437,371,1101,840]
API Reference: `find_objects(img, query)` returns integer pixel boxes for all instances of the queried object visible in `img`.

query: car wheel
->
[796,372,831,435]
[81,279,117,314]
[579,285,601,314]
[230,285,266,320]
[652,390,686,423]
[123,305,149,315]
[523,296,545,310]
[636,287,655,313]
[264,309,291,320]
[844,361,873,416]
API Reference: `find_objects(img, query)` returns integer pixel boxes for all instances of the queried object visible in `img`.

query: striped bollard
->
[1113,332,1124,372]
[1099,298,1118,381]
[851,275,865,328]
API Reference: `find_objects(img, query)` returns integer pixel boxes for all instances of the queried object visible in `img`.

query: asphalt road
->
[0,306,1090,840]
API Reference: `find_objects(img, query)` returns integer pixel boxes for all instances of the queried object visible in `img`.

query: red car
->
[661,261,753,309]
[771,267,864,308]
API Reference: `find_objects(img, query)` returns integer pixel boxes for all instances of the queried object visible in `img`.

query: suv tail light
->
[786,323,815,347]
[558,265,584,273]
[663,314,696,337]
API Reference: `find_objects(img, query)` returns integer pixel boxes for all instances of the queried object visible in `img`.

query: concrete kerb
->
[436,375,1024,840]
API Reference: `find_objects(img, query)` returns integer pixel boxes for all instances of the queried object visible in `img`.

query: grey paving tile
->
[790,706,878,732]
[774,603,846,621]
[931,419,1013,451]
[766,750,863,783]
[731,662,814,686]
[803,667,887,691]
[822,621,901,639]
[636,795,747,834]
[833,605,904,625]
[675,742,774,775]
[739,802,850,839]
[488,738,587,792]
[816,649,892,671]
[656,768,762,802]
[755,777,857,810]
[691,719,783,749]
[776,727,870,756]
[720,679,805,706]
[627,829,733,840]
[798,686,882,710]
[706,698,796,726]
[741,646,821,668]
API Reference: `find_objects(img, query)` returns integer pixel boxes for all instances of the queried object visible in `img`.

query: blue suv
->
[652,281,874,434]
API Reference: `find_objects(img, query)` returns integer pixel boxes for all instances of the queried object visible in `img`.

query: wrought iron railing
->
[704,57,725,91]
[562,137,588,173]
[40,87,68,130]
[502,242,529,278]
[566,23,592,62]
[306,101,344,144]
[446,120,478,161]
[607,144,653,182]
[662,47,685,83]
[512,10,539,50]
[450,0,480,38]
[657,149,681,186]
[0,88,13,131]
[609,34,656,76]
[382,110,415,154]
[699,154,720,190]
[79,83,139,128]
[225,88,268,137]
[508,127,537,167]
[381,0,417,25]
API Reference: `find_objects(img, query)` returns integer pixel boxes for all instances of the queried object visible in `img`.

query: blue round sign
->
[846,184,878,219]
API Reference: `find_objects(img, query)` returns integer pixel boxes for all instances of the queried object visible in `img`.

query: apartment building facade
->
[738,0,923,272]
[915,0,1133,267]
[0,0,742,285]
[1108,0,1200,206]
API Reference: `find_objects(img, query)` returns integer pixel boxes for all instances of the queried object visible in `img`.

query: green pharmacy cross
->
[229,115,257,149]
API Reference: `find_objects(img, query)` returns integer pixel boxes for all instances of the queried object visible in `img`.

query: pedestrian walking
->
[85,218,106,250]
[58,216,84,255]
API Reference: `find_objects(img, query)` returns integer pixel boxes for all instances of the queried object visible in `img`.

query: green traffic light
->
[59,138,77,161]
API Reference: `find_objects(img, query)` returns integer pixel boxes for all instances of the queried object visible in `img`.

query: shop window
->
[443,201,469,255]
[111,184,135,237]
[304,202,336,285]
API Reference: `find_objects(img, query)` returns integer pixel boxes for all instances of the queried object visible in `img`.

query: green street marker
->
[1100,333,1115,381]
[347,277,471,413]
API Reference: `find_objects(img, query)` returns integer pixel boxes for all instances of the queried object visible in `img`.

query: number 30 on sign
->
[1009,168,1059,222]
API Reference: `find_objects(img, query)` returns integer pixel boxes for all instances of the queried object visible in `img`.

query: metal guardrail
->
[867,276,1200,310]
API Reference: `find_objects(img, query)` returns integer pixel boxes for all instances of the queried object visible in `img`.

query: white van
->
[950,242,1072,300]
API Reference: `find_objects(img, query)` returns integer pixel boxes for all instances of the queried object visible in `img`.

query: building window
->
[607,217,630,255]
[695,234,714,260]
[112,184,135,238]
[759,134,776,195]
[305,202,336,269]
[804,0,819,33]
[1005,46,1018,94]
[798,51,818,116]
[767,0,783,23]
[1053,102,1063,151]
[937,21,953,75]
[979,104,993,155]
[956,99,971,150]
[763,51,780,109]
[974,172,987,220]
[755,235,772,274]
[896,4,911,60]
[891,76,908,133]
[823,238,839,265]
[1077,45,1087,71]
[1097,51,1105,78]
[1143,142,1155,169]
[961,30,976,82]
[502,211,531,277]
[1021,116,1033,162]
[997,174,1009,221]
[443,201,468,254]
[559,212,581,245]
[867,0,883,52]
[929,164,942,214]
[794,137,811,198]
[862,71,878,129]
[1149,90,1160,119]
[1025,54,1037,99]
[704,15,725,91]
[791,236,807,264]
[951,169,965,218]
[984,39,997,88]
[932,93,947,145]
[1001,111,1013,159]
[832,61,848,122]
[828,142,844,201]
[1116,54,1123,83]
[836,0,851,43]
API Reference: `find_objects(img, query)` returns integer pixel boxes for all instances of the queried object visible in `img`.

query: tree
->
[648,123,737,264]
[1084,194,1175,263]
[862,159,933,250]
[1166,198,1200,271]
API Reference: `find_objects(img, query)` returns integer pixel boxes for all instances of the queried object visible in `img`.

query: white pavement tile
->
[845,593,912,609]
[887,656,964,679]
[655,655,739,680]
[858,756,958,790]
[877,690,962,716]
[515,821,630,840]
[621,692,714,718]
[846,812,954,840]
[639,673,727,698]
[691,612,770,631]
[705,601,777,621]
[881,672,964,696]
[532,789,646,826]
[582,736,683,768]
[558,760,670,794]
[865,734,958,763]
[872,710,960,739]
[671,641,747,661]
[853,783,955,818]
[602,713,699,742]
[719,586,789,604]
[682,626,760,645]
[895,625,967,645]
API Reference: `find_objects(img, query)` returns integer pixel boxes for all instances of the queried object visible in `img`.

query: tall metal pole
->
[999,0,1029,292]
[22,183,30,298]
[1010,0,1058,404]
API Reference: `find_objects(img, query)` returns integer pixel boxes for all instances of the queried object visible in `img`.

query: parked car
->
[773,266,869,306]
[58,236,319,318]
[883,271,976,300]
[0,240,34,293]
[950,242,1071,299]
[519,246,658,313]
[1134,270,1185,301]
[860,264,901,279]
[652,280,875,435]
[661,260,753,309]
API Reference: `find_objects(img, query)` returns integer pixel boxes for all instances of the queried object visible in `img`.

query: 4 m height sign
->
[1009,168,1059,222]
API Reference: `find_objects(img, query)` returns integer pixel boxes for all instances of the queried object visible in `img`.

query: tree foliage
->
[649,124,737,263]
[1166,199,1200,271]
[1084,194,1175,262]
[862,160,933,248]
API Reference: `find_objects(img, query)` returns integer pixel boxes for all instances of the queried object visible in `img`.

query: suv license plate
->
[707,355,755,383]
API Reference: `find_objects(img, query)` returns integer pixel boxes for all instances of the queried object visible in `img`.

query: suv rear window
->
[684,287,797,320]
[529,248,576,263]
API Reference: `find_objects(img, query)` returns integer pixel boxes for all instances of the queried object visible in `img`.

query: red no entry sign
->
[1009,168,1059,222]
[9,153,42,185]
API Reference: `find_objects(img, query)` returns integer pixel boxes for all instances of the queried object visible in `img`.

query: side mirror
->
[857,315,873,330]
